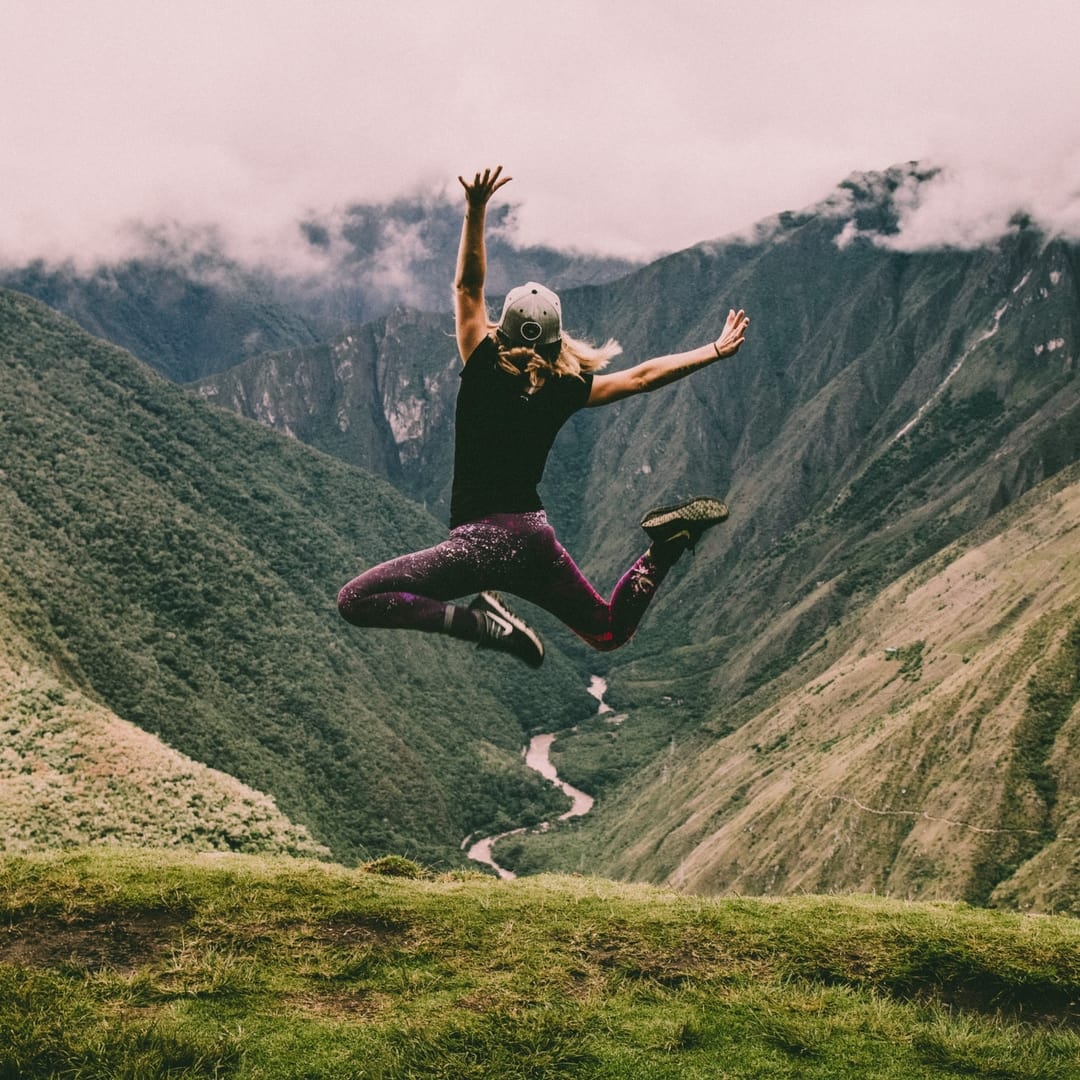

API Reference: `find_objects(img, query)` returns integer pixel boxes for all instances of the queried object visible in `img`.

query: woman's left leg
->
[337,534,490,634]
[511,523,687,651]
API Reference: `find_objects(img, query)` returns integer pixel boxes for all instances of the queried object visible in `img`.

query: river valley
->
[464,677,610,879]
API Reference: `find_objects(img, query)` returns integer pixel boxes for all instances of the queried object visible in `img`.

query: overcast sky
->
[4,0,1079,269]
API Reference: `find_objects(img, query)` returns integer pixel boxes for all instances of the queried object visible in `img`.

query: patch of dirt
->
[312,914,410,947]
[282,988,391,1020]
[0,909,191,974]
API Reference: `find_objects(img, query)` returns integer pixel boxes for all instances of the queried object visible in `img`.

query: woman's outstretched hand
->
[459,166,512,209]
[713,309,750,359]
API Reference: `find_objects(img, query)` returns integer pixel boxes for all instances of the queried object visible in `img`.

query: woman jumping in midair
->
[337,166,749,667]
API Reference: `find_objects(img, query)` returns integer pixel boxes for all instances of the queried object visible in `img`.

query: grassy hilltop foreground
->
[2,849,1080,1079]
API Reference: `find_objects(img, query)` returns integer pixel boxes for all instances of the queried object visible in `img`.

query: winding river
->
[464,677,607,879]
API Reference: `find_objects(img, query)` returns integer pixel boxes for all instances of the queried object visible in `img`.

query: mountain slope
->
[0,288,590,864]
[0,608,328,858]
[572,188,1080,709]
[526,461,1080,913]
[0,257,323,383]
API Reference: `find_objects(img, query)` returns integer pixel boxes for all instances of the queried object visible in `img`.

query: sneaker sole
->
[640,497,729,533]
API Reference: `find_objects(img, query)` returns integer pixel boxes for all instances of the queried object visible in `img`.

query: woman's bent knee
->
[337,580,366,623]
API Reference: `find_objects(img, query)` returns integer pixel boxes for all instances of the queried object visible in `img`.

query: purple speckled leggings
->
[336,511,683,651]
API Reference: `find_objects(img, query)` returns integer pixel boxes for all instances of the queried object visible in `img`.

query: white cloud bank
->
[883,148,1080,251]
[2,0,1079,269]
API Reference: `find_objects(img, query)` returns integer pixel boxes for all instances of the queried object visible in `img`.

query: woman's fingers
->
[714,309,749,357]
[459,166,512,204]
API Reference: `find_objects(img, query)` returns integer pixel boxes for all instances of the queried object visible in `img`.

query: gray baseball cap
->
[497,282,562,348]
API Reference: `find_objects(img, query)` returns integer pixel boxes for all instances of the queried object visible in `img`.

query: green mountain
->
[0,288,592,865]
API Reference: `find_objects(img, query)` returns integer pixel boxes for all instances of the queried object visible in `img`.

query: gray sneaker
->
[640,496,729,549]
[469,592,545,669]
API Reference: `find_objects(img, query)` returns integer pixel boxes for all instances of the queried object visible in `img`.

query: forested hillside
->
[0,604,328,858]
[0,288,592,864]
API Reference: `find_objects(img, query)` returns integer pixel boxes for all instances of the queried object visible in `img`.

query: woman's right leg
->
[512,525,689,652]
[336,520,546,666]
[515,498,729,650]
[336,533,489,638]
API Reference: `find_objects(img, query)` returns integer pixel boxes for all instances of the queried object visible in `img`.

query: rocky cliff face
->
[193,307,461,518]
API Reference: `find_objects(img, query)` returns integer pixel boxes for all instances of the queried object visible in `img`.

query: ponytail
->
[494,330,622,389]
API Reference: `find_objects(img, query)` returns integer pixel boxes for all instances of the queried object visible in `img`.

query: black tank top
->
[449,337,593,527]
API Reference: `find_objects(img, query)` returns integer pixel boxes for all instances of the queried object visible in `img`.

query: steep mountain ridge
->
[570,204,1079,703]
[537,459,1080,913]
[0,288,588,864]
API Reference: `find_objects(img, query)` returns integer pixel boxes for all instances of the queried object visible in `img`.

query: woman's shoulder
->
[464,335,499,364]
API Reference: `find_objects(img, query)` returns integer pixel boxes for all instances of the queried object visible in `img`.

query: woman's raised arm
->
[454,166,512,363]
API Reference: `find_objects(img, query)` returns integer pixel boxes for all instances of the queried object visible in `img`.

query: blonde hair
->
[492,327,622,391]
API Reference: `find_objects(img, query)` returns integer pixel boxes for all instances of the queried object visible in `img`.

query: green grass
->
[2,850,1079,1078]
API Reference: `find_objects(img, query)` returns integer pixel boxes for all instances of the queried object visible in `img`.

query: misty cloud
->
[834,152,1080,252]
[3,1,1079,270]
[271,194,639,323]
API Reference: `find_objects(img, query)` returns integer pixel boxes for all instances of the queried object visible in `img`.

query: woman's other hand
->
[713,309,749,359]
